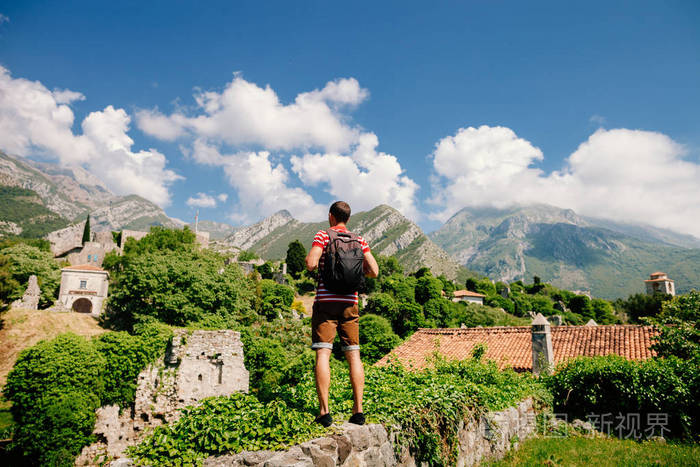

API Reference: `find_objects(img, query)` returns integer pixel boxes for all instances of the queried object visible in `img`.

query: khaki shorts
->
[311,301,360,352]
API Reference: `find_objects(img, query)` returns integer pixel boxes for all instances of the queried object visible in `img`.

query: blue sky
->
[1,1,699,235]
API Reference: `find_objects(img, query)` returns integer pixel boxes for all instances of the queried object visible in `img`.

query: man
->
[305,201,379,427]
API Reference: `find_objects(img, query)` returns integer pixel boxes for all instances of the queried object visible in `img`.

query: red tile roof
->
[62,264,107,272]
[453,289,486,298]
[376,325,658,372]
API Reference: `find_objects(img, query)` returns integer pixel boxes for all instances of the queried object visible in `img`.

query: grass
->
[487,435,700,467]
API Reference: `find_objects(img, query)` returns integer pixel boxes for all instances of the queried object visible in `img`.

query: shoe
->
[315,413,333,427]
[349,412,365,425]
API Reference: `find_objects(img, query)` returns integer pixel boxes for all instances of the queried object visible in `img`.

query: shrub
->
[358,314,401,363]
[276,358,548,465]
[94,322,173,407]
[259,279,294,307]
[545,355,698,438]
[4,333,106,464]
[485,294,515,314]
[129,393,324,465]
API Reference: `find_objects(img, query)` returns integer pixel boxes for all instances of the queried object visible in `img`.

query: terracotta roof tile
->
[453,290,486,298]
[376,325,658,372]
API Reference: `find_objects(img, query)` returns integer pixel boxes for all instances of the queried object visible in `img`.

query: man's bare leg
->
[314,348,332,415]
[345,349,364,414]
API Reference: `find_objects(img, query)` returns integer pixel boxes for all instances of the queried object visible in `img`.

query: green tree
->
[359,314,401,363]
[415,274,443,304]
[81,214,91,244]
[256,262,274,279]
[286,240,306,279]
[103,249,255,330]
[0,243,60,307]
[0,253,20,310]
[365,293,399,323]
[614,292,672,323]
[423,297,451,327]
[648,290,700,360]
[591,298,617,324]
[569,295,595,319]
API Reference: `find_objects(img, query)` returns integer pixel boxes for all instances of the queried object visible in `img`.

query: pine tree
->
[82,214,91,245]
[286,240,306,279]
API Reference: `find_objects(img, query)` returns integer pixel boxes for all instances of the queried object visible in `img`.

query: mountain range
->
[0,151,178,235]
[429,205,700,298]
[1,151,699,298]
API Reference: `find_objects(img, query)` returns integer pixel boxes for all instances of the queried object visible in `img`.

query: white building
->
[57,264,109,315]
[644,272,675,296]
[452,289,486,305]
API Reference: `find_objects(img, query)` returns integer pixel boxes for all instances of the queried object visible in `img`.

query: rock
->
[11,275,41,310]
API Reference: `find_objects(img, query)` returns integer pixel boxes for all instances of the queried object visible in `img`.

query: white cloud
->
[190,139,325,223]
[589,114,606,125]
[186,192,217,208]
[217,193,228,202]
[429,125,700,237]
[0,66,181,206]
[291,133,419,218]
[144,75,418,221]
[137,75,368,152]
[0,14,8,24]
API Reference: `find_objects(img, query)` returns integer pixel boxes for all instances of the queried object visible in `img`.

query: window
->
[79,280,87,289]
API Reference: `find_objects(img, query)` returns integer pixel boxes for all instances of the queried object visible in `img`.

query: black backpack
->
[322,229,364,294]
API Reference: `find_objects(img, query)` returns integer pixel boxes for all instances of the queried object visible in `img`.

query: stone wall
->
[76,330,249,465]
[201,398,536,467]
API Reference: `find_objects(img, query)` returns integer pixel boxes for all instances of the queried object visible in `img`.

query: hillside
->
[0,307,107,389]
[430,204,700,299]
[0,151,179,233]
[223,205,474,280]
[0,185,69,237]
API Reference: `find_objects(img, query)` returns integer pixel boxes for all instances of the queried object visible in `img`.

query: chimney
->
[531,313,554,376]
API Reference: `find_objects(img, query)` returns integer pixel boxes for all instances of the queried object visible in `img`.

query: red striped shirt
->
[313,227,370,304]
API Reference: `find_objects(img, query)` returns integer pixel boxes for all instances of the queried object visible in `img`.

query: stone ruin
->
[76,329,249,464]
[11,275,41,310]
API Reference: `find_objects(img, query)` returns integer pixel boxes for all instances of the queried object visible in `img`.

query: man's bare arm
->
[306,245,323,272]
[363,251,379,278]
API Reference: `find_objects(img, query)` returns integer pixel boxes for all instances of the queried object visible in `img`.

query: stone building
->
[645,271,675,296]
[452,289,486,305]
[76,330,249,463]
[57,264,109,315]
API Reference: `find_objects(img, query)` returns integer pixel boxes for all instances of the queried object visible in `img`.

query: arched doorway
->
[72,298,93,314]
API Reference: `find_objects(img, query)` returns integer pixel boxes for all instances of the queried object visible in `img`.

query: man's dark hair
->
[329,201,351,223]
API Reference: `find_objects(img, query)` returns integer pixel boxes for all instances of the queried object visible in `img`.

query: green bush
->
[4,333,106,465]
[545,355,698,438]
[129,393,324,465]
[358,314,401,363]
[94,322,173,407]
[259,279,294,307]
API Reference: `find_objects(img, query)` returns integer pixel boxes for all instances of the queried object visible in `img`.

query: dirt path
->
[0,307,107,388]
